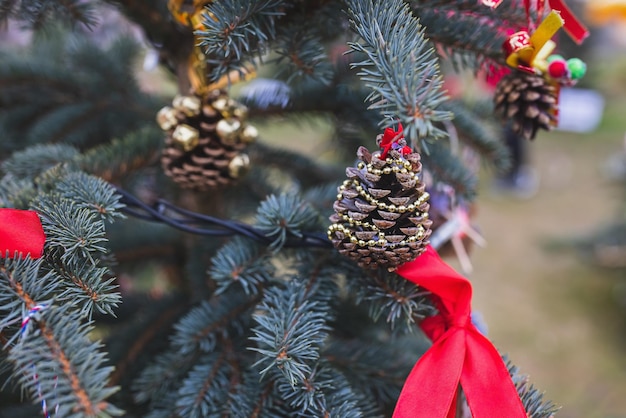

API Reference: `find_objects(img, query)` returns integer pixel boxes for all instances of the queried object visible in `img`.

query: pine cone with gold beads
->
[157,90,258,190]
[494,71,557,140]
[328,125,432,271]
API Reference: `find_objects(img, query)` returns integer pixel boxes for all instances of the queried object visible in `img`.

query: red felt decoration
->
[0,209,46,259]
[392,246,526,418]
[378,124,412,160]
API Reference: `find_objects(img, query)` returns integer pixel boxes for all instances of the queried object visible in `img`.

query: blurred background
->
[467,2,626,417]
[2,1,626,417]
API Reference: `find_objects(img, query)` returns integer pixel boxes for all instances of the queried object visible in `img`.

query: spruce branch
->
[209,237,275,296]
[1,144,79,180]
[421,140,478,200]
[255,193,321,251]
[0,0,97,28]
[0,31,160,152]
[76,126,164,182]
[196,0,287,81]
[507,359,560,418]
[346,0,452,145]
[442,100,511,172]
[351,270,435,331]
[0,259,121,417]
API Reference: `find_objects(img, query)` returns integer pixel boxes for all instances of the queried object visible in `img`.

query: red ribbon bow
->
[392,246,526,418]
[379,124,412,160]
[0,209,46,259]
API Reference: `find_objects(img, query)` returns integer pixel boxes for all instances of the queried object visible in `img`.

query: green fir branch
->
[421,140,478,200]
[251,280,330,386]
[1,144,79,180]
[351,270,435,332]
[0,0,97,29]
[209,237,275,295]
[196,0,287,81]
[346,0,452,145]
[76,126,164,182]
[255,193,321,251]
[442,100,511,172]
[0,31,160,152]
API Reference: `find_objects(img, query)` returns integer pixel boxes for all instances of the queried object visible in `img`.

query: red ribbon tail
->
[461,329,528,417]
[0,209,46,259]
[549,0,589,44]
[393,330,466,418]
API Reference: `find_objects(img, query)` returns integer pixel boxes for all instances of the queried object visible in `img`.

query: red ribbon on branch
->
[392,246,526,418]
[0,209,45,259]
[484,0,588,44]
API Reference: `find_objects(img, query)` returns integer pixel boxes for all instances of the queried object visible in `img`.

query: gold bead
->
[156,106,179,131]
[357,162,365,169]
[355,221,362,226]
[371,199,378,206]
[356,185,363,192]
[382,167,391,174]
[212,97,235,115]
[378,238,387,246]
[240,124,258,144]
[408,236,417,242]
[350,236,358,243]
[379,203,387,209]
[408,204,415,212]
[171,124,199,151]
[367,240,376,247]
[233,104,249,120]
[398,205,407,213]
[388,204,396,211]
[339,185,346,191]
[336,194,343,200]
[358,240,366,247]
[386,158,393,164]
[172,95,202,117]
[216,118,243,145]
[228,153,250,179]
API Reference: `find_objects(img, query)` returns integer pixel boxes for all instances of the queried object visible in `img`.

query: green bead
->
[567,58,587,80]
[547,54,564,64]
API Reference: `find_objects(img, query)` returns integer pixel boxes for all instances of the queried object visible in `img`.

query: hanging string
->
[20,304,58,418]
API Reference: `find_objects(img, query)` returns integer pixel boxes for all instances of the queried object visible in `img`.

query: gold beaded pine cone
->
[328,126,432,270]
[494,70,558,140]
[157,90,258,190]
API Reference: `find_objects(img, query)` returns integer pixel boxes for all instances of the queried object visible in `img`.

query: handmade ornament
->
[393,246,526,418]
[159,90,257,191]
[492,2,589,140]
[0,209,45,259]
[494,70,557,140]
[328,125,432,270]
[428,186,486,274]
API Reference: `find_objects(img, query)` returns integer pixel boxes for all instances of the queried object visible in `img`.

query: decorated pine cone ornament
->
[157,89,258,190]
[494,70,558,141]
[328,125,432,270]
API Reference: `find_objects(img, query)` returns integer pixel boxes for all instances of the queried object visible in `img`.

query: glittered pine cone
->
[157,89,258,191]
[328,129,432,270]
[494,71,558,141]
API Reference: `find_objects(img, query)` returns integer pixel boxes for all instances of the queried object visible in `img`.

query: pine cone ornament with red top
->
[157,89,258,190]
[328,125,432,270]
[494,70,558,140]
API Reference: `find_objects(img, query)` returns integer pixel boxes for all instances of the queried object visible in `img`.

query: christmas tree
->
[0,0,587,416]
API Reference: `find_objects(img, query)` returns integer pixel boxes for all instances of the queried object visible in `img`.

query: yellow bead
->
[383,167,391,174]
[156,106,179,131]
[233,104,249,120]
[398,205,407,213]
[339,185,346,191]
[172,124,199,151]
[216,118,243,145]
[408,204,415,212]
[379,203,387,209]
[388,204,396,211]
[228,153,250,179]
[240,124,258,144]
[337,194,343,200]
[386,158,393,164]
[400,168,408,174]
[357,162,365,169]
[367,240,376,247]
[350,236,358,243]
[358,240,366,247]
[172,94,202,117]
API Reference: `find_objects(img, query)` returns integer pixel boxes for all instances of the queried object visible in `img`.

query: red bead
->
[548,60,568,79]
